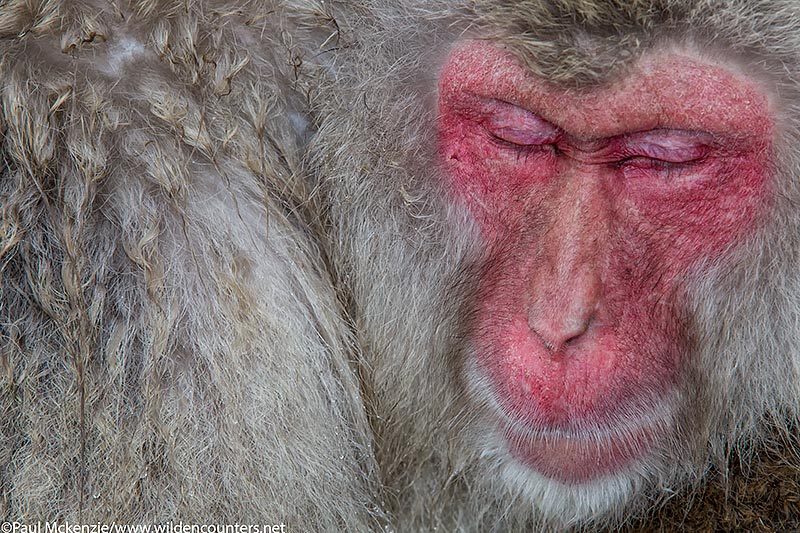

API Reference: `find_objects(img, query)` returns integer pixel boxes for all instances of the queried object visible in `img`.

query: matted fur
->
[0,0,381,527]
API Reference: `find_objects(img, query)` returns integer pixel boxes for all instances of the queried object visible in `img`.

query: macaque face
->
[438,41,774,483]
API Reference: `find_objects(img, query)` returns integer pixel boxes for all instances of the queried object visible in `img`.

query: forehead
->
[439,40,774,140]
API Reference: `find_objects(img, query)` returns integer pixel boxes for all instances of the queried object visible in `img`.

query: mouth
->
[465,356,674,484]
[503,420,661,483]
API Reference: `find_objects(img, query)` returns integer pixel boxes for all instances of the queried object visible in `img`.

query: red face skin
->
[438,41,774,483]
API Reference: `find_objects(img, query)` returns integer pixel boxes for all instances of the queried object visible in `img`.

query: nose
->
[526,170,607,354]
[528,267,601,353]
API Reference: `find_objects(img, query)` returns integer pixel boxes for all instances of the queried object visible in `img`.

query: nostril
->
[563,314,592,341]
[529,313,594,354]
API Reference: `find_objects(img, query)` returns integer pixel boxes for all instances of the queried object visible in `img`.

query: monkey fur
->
[0,1,380,528]
[1,0,799,531]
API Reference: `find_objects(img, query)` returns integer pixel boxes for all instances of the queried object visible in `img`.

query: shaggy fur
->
[0,0,380,527]
[2,0,800,531]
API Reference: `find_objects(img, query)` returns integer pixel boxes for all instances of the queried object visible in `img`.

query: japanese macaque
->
[312,0,800,530]
[2,0,799,531]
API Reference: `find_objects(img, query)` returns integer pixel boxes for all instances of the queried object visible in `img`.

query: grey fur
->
[0,0,380,528]
[2,0,799,531]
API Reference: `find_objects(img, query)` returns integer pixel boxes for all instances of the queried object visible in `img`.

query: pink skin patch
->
[438,41,774,483]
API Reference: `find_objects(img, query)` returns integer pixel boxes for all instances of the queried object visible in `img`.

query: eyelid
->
[480,99,560,146]
[624,130,712,162]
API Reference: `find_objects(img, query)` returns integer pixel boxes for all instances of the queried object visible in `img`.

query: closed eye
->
[480,98,561,148]
[619,155,706,169]
[487,133,557,160]
[624,130,713,164]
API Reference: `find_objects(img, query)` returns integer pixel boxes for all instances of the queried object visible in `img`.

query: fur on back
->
[0,0,381,527]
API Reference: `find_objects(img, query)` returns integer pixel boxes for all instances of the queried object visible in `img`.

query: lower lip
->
[505,423,657,484]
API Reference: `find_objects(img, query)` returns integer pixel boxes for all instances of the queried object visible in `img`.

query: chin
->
[464,357,692,524]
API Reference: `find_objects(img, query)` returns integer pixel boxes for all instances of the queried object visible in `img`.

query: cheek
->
[438,113,558,235]
[626,152,772,265]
